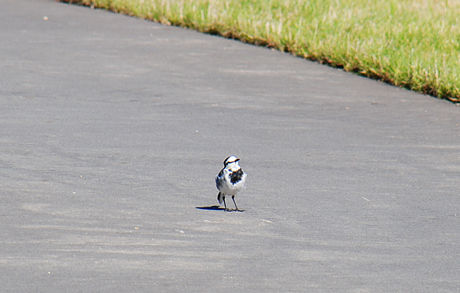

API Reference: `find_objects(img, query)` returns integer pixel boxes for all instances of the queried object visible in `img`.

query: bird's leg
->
[223,196,228,211]
[232,195,239,211]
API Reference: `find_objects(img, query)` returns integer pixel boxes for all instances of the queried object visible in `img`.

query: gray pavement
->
[1,0,459,292]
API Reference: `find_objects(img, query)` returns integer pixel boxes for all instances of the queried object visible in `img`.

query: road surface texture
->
[1,0,459,292]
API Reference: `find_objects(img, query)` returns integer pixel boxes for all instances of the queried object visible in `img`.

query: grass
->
[62,0,460,102]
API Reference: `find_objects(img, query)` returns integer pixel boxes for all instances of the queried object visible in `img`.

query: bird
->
[215,155,247,211]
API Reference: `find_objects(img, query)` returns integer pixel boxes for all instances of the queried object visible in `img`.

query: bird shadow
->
[195,205,224,211]
[195,205,244,212]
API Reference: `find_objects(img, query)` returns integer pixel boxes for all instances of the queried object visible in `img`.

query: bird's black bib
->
[230,169,243,184]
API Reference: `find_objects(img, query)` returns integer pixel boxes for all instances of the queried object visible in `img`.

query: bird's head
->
[223,155,240,167]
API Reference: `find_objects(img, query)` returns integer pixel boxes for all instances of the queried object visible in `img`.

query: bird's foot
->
[224,208,244,212]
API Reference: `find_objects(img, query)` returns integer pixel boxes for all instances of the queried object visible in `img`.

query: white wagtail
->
[215,155,247,211]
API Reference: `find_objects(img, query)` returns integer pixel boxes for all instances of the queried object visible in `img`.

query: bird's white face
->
[224,155,240,166]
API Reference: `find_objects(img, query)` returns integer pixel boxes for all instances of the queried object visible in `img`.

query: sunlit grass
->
[63,0,460,102]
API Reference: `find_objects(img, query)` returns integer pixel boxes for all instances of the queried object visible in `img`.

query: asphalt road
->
[1,0,459,292]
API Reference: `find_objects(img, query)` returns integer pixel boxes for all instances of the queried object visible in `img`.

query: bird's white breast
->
[218,166,246,196]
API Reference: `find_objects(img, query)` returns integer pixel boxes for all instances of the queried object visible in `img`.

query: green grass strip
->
[62,0,460,102]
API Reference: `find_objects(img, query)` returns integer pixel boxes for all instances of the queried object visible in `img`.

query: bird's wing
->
[215,168,225,189]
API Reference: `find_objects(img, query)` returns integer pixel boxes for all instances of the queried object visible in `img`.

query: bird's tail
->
[217,192,223,205]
